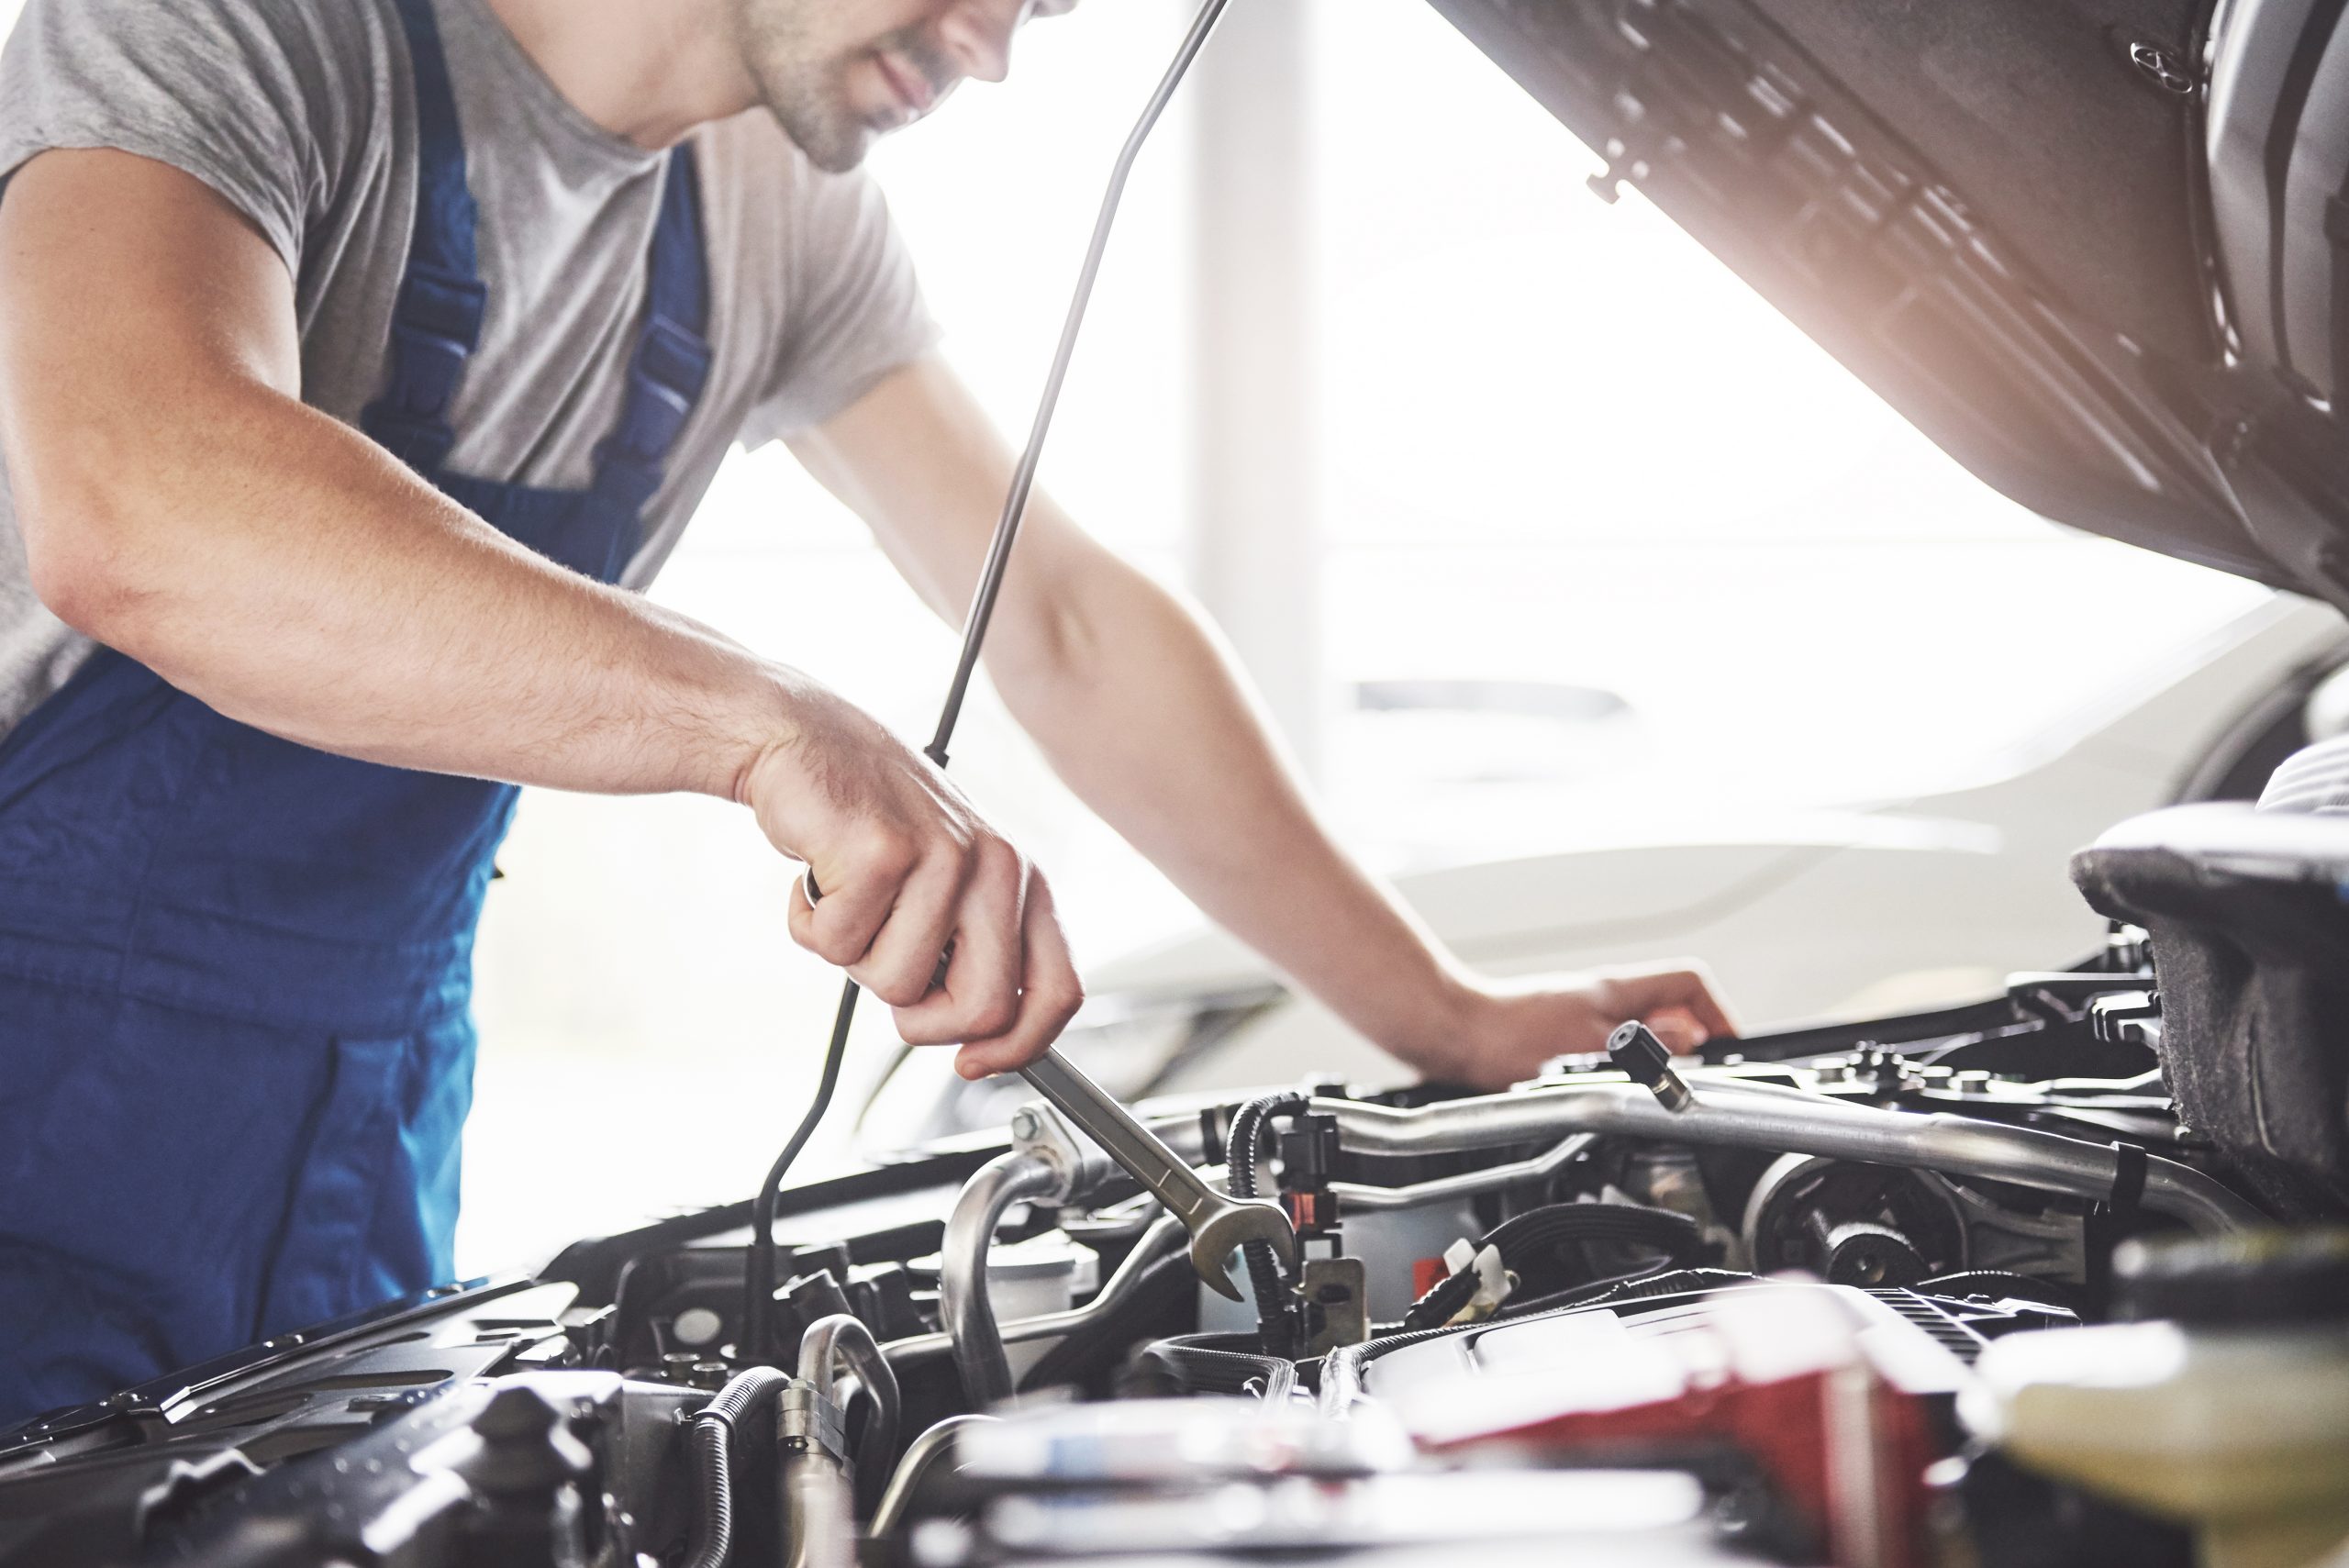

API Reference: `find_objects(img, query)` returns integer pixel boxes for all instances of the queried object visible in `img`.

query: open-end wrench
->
[1019,1048,1297,1303]
[796,870,1295,1300]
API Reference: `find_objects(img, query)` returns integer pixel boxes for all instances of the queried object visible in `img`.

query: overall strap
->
[362,0,487,474]
[587,142,714,516]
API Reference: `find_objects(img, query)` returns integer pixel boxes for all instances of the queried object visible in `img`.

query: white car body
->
[1069,592,2348,1095]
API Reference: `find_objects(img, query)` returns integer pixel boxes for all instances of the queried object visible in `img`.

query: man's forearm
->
[989,555,1479,1071]
[20,376,794,804]
[0,147,802,806]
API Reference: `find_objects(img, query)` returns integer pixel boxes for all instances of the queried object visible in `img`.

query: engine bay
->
[8,874,2343,1568]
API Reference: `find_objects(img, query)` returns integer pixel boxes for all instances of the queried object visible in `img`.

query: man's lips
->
[872,50,937,118]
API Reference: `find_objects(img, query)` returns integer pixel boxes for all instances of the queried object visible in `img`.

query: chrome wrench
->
[1019,1047,1296,1302]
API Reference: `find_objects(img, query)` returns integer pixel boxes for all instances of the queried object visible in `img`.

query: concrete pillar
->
[1186,1,1323,780]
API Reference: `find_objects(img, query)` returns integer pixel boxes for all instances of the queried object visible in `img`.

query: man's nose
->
[934,0,1022,83]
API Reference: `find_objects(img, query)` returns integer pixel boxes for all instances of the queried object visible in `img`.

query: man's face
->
[731,0,1070,172]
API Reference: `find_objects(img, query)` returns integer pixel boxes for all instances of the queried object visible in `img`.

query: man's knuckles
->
[1033,973,1083,1033]
[906,973,1021,1039]
[840,824,920,884]
[958,987,1021,1041]
[861,959,941,1008]
[961,833,1025,898]
[892,1011,964,1048]
[806,910,881,968]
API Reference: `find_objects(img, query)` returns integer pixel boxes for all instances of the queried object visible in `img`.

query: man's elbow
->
[17,462,168,648]
[987,573,1113,706]
[987,561,1210,719]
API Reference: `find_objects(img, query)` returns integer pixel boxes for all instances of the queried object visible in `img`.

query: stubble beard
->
[730,0,874,173]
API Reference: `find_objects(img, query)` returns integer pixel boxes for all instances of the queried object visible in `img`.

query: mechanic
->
[0,0,1737,1424]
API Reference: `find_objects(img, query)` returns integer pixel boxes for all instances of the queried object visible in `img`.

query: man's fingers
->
[889,847,1026,1045]
[1611,962,1739,1044]
[787,833,917,970]
[953,874,1082,1080]
[785,870,818,952]
[846,849,976,1008]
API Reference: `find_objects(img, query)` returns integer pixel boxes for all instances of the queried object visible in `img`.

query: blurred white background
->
[450,0,2271,1272]
[0,0,2270,1273]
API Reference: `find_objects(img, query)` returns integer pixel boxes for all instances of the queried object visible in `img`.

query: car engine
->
[13,0,2349,1558]
[6,778,2347,1568]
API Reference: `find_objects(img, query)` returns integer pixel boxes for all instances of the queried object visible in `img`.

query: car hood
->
[1428,0,2349,612]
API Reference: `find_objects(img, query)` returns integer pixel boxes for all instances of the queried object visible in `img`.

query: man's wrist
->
[718,664,819,809]
[1368,959,1492,1082]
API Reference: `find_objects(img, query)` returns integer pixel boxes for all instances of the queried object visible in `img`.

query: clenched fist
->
[740,684,1081,1078]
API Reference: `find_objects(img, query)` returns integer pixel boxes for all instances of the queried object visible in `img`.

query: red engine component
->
[1375,1284,1953,1568]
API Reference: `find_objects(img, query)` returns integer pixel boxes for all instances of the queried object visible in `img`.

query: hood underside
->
[1429,0,2349,612]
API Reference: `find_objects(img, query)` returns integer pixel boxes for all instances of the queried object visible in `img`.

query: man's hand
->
[1424,961,1739,1090]
[741,684,1082,1078]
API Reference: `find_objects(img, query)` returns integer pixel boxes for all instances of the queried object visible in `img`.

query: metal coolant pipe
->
[1310,1082,2266,1235]
[894,1209,1186,1368]
[797,1313,901,1469]
[940,1152,1065,1406]
[868,1414,999,1539]
[783,1446,853,1568]
[785,1315,902,1568]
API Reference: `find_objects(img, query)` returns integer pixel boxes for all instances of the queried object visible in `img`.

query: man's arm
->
[0,150,1076,1069]
[790,355,1737,1089]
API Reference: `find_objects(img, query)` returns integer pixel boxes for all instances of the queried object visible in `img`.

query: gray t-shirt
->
[0,0,939,737]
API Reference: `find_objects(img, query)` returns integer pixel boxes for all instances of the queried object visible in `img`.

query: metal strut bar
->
[744,0,1237,1362]
[1311,1081,2266,1235]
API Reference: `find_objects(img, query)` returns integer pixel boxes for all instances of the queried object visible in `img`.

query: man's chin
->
[803,135,874,173]
[770,101,878,172]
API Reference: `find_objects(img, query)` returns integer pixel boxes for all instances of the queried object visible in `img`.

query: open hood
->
[1430,0,2349,614]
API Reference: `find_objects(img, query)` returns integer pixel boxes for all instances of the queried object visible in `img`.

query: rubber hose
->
[1478,1200,1703,1263]
[1132,1336,1297,1400]
[1495,1260,1682,1319]
[683,1365,792,1568]
[1482,1200,1708,1298]
[1227,1092,1308,1354]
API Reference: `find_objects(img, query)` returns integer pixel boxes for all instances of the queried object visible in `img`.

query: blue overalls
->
[0,0,710,1426]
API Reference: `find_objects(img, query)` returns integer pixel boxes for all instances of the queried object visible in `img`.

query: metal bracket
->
[1302,1256,1370,1355]
[1008,1098,1119,1206]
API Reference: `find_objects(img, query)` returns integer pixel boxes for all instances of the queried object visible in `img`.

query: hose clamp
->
[776,1380,848,1464]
